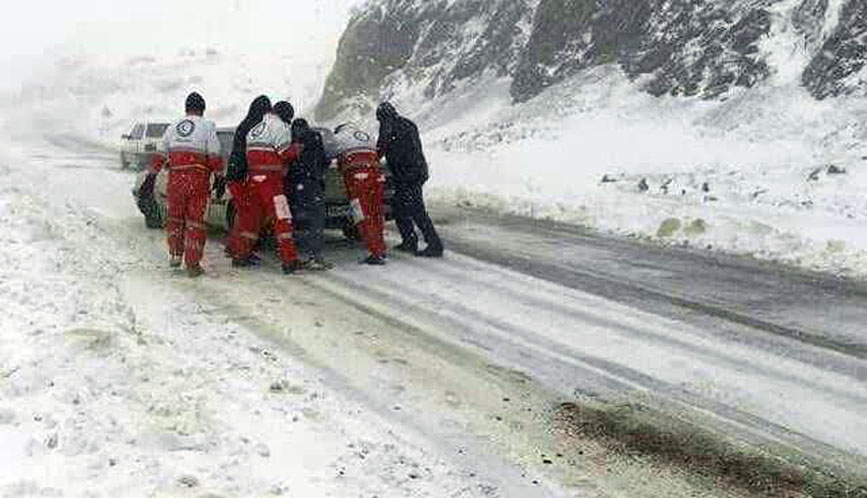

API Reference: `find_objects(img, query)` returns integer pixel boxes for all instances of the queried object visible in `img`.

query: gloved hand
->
[213,175,227,200]
[140,172,157,198]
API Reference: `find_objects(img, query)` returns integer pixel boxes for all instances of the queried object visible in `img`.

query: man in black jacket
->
[375,102,443,257]
[286,116,331,270]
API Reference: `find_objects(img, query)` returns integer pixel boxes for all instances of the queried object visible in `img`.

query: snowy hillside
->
[8,47,335,146]
[310,0,867,278]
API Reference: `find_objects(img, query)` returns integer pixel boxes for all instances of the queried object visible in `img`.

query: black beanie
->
[185,92,206,113]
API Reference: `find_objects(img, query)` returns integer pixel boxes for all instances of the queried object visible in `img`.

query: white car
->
[120,121,170,170]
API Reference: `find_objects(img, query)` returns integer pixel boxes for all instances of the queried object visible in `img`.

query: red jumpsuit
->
[233,113,301,266]
[151,115,223,269]
[333,125,387,258]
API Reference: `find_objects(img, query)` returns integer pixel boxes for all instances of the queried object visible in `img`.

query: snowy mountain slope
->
[316,0,867,120]
[307,0,867,278]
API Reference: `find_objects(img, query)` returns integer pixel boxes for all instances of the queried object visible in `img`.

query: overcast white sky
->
[0,0,361,91]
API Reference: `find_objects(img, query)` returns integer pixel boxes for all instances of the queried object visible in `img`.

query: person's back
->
[332,122,387,264]
[150,92,224,276]
[377,115,428,185]
[288,126,328,191]
[375,102,442,258]
[287,118,331,270]
[227,95,271,182]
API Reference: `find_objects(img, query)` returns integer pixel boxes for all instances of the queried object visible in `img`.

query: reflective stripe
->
[167,217,184,224]
[170,164,210,173]
[277,233,294,240]
[240,231,258,241]
[186,221,207,230]
[249,164,284,173]
[273,195,292,221]
[185,240,204,251]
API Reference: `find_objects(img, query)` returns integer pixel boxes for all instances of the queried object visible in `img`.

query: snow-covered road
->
[1,128,866,496]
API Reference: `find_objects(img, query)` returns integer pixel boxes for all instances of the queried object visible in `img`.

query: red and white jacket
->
[245,113,300,175]
[331,124,379,170]
[151,115,223,174]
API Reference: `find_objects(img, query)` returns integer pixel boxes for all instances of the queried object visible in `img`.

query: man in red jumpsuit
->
[150,92,223,277]
[231,102,303,275]
[332,123,387,265]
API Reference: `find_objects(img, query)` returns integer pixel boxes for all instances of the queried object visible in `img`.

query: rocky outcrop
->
[315,0,867,121]
[512,0,772,102]
[803,0,867,99]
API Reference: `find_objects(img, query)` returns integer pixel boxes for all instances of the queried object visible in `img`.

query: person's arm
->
[227,128,248,182]
[278,140,302,164]
[376,122,390,160]
[410,122,429,181]
[149,126,171,174]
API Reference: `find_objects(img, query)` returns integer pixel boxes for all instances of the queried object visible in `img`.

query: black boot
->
[187,265,205,278]
[394,240,418,254]
[282,260,303,275]
[417,244,443,258]
[232,257,256,268]
[360,254,387,266]
[415,212,443,258]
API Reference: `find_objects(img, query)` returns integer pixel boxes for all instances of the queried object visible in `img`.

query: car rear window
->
[130,124,145,140]
[146,123,169,138]
[217,131,234,158]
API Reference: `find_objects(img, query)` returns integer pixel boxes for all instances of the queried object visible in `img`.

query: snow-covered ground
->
[419,67,867,279]
[0,136,521,496]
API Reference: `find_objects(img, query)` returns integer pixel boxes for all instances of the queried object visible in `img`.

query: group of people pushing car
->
[148,91,443,278]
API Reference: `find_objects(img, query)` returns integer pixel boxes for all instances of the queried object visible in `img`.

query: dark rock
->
[177,475,199,488]
[317,0,867,118]
[803,0,867,99]
[638,178,649,192]
[827,164,847,175]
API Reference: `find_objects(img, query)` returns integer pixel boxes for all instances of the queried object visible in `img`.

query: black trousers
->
[289,181,325,259]
[393,181,441,249]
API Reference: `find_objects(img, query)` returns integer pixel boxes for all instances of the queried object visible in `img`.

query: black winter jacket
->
[377,117,428,185]
[286,128,328,195]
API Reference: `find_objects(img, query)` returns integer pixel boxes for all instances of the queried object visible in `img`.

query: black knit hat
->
[274,101,295,124]
[185,92,206,113]
[376,102,397,122]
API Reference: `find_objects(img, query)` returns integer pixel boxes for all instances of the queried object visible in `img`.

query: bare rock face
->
[802,1,867,99]
[315,0,534,121]
[315,0,867,121]
[512,0,772,102]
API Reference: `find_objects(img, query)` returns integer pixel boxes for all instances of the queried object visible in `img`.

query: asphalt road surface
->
[10,131,867,496]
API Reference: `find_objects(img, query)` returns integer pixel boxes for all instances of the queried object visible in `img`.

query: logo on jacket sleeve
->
[176,120,196,137]
[353,130,370,142]
[250,121,267,139]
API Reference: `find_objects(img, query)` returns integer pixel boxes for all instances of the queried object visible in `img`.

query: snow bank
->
[0,139,500,497]
[415,65,867,278]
